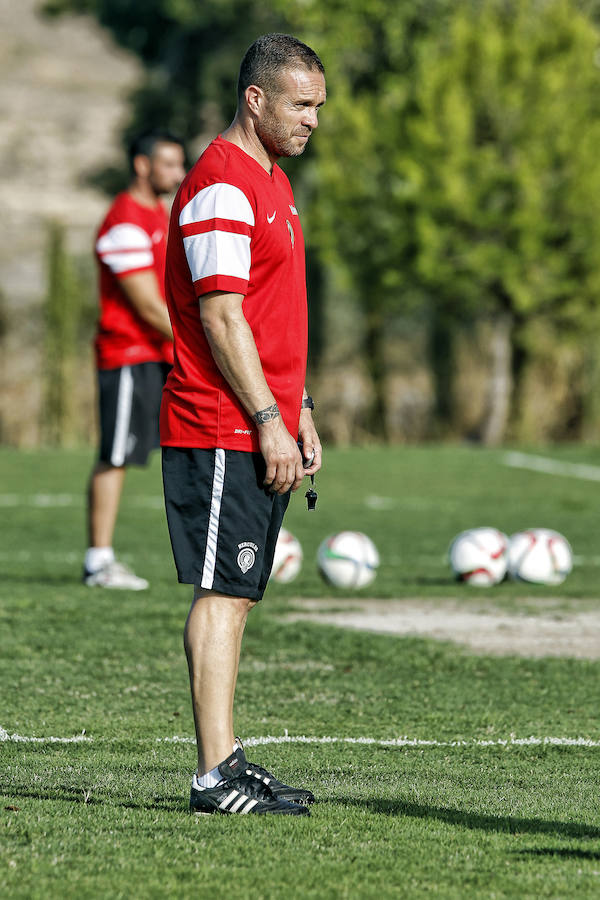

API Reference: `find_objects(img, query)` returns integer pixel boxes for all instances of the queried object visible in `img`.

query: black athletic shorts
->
[162,447,290,601]
[98,362,170,467]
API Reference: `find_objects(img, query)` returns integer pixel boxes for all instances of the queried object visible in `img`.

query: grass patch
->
[1,445,600,897]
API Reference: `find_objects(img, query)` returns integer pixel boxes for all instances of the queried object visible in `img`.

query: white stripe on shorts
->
[110,366,134,467]
[201,449,226,589]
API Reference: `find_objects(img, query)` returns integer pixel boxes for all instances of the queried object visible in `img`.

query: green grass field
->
[2,444,600,898]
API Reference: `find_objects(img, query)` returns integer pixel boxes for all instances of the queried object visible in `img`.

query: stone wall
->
[0,0,142,445]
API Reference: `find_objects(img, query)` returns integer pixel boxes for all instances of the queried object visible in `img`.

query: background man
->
[161,34,325,815]
[84,131,186,590]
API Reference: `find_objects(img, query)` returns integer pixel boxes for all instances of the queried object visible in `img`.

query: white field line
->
[4,453,598,511]
[0,726,90,743]
[0,493,163,509]
[2,726,600,749]
[365,495,395,511]
[162,734,600,749]
[503,451,600,482]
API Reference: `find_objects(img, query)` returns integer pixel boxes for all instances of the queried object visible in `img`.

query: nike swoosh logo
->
[267,211,276,224]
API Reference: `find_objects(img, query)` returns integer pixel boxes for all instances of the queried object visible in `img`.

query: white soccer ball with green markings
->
[507,528,572,585]
[317,531,380,589]
[449,527,509,586]
[270,527,303,583]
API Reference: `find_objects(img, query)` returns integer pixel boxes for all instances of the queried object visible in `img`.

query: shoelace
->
[223,773,275,800]
[245,761,276,782]
[234,740,279,785]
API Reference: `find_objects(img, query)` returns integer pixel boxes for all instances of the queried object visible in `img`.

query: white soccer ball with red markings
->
[449,527,509,586]
[507,528,573,585]
[317,531,380,589]
[270,527,303,583]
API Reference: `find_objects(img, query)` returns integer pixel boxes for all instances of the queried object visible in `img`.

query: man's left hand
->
[298,409,322,477]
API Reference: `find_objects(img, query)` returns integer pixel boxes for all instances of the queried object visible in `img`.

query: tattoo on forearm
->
[252,403,281,425]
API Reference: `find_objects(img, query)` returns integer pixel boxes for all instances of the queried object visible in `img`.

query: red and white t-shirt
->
[160,136,308,452]
[94,192,173,369]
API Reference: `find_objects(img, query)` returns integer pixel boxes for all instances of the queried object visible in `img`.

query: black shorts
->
[162,447,290,601]
[98,362,170,467]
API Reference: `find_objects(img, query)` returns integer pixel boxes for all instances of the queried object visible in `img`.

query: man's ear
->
[132,153,151,179]
[245,84,265,116]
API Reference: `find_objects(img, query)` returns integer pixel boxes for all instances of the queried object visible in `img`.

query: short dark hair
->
[128,130,185,170]
[237,33,324,102]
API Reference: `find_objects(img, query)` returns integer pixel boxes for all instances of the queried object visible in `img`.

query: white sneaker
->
[83,560,149,591]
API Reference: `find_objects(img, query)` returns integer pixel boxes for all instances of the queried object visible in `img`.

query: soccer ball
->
[507,528,573,585]
[317,531,380,589]
[448,527,509,586]
[270,527,303,583]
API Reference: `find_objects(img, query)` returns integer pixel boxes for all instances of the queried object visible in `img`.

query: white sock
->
[194,765,221,789]
[85,547,114,573]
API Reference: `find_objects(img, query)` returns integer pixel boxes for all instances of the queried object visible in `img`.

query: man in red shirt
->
[161,34,325,815]
[84,131,185,590]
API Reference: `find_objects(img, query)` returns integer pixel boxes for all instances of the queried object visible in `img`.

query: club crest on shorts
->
[237,541,258,574]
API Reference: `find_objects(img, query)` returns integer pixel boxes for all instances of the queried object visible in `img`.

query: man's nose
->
[303,108,319,129]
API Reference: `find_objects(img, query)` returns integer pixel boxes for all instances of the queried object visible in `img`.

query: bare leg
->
[184,588,257,774]
[87,462,126,548]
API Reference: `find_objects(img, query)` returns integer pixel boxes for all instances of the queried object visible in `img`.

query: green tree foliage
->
[411,8,600,321]
[275,0,456,436]
[43,0,287,142]
[44,0,600,441]
[410,0,600,439]
[286,0,600,440]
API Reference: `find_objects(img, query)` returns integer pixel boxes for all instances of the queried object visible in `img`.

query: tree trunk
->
[581,337,600,441]
[364,311,389,441]
[429,311,455,434]
[480,313,513,446]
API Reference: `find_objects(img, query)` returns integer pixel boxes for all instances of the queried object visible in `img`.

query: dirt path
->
[281,598,600,658]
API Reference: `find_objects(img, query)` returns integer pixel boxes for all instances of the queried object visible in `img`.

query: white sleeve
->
[178,183,255,290]
[96,223,153,275]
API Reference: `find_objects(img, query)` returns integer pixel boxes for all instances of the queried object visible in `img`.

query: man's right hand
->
[258,416,305,495]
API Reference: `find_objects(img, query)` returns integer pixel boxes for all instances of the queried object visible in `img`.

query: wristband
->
[252,403,280,425]
[301,396,314,410]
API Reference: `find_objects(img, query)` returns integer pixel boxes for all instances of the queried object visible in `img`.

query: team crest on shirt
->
[286,219,295,249]
[237,541,258,574]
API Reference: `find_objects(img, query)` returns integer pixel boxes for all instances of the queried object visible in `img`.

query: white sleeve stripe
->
[179,183,255,228]
[100,250,154,274]
[96,223,152,254]
[183,232,250,284]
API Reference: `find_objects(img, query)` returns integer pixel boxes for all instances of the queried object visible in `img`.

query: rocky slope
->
[0,0,142,444]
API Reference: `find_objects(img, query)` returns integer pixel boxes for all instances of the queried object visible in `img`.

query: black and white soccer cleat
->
[190,749,309,816]
[235,738,315,806]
